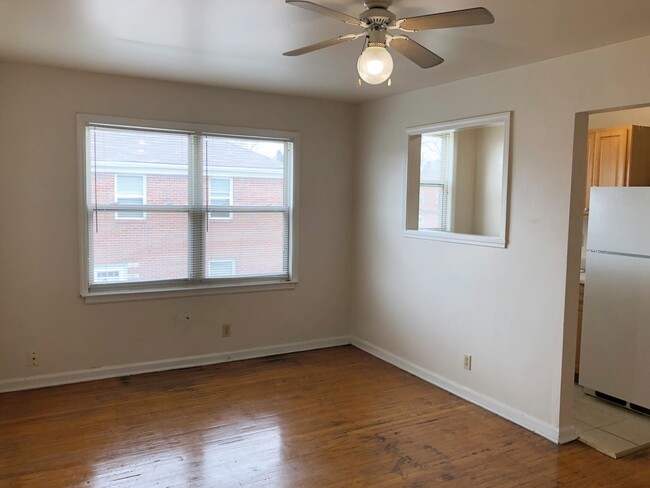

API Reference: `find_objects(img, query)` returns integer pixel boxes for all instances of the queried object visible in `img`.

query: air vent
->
[595,390,627,406]
[630,403,650,416]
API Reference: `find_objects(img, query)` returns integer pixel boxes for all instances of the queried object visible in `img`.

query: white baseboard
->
[351,337,565,444]
[0,336,351,393]
[0,335,577,445]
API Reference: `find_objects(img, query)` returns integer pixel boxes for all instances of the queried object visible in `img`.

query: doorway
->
[567,105,650,458]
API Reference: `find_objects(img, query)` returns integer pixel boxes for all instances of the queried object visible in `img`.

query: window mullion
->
[189,133,205,281]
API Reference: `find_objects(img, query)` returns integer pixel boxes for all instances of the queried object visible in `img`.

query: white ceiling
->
[1,0,650,103]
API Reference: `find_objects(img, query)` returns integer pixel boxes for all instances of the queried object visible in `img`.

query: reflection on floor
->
[573,383,650,458]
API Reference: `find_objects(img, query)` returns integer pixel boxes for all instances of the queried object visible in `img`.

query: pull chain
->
[205,137,209,233]
[93,128,98,233]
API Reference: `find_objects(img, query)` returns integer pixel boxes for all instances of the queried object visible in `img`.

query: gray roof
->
[90,126,284,169]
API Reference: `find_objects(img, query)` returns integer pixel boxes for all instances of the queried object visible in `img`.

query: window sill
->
[402,229,506,248]
[82,280,298,304]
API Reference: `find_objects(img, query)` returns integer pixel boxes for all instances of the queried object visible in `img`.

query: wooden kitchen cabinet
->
[584,125,650,213]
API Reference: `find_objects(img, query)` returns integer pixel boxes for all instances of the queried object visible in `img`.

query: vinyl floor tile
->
[602,418,650,446]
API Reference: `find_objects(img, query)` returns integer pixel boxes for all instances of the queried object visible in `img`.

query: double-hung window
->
[209,177,233,219]
[79,115,298,299]
[115,174,146,219]
[418,131,454,232]
[209,259,236,278]
[94,265,128,283]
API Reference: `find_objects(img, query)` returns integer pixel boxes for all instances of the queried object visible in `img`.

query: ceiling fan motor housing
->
[360,7,396,28]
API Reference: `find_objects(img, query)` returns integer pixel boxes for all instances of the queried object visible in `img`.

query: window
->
[209,259,236,278]
[94,267,124,283]
[209,177,233,219]
[79,115,298,299]
[418,132,453,232]
[115,174,146,219]
[404,112,511,248]
[93,264,138,283]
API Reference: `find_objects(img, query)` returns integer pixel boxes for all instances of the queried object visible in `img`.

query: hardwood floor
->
[1,346,649,487]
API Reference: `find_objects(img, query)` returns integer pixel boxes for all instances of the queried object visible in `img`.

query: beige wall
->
[451,125,504,236]
[473,125,504,236]
[0,62,355,384]
[452,129,477,234]
[352,35,650,441]
[589,106,650,129]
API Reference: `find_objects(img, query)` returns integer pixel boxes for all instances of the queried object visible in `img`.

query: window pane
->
[116,175,144,195]
[419,185,445,231]
[208,260,235,278]
[90,211,189,284]
[88,127,189,206]
[117,197,144,205]
[205,212,288,278]
[210,197,230,206]
[94,266,126,284]
[420,133,449,183]
[209,207,231,219]
[115,175,145,219]
[115,213,145,219]
[418,132,451,231]
[209,177,232,219]
[210,177,231,197]
[204,136,287,207]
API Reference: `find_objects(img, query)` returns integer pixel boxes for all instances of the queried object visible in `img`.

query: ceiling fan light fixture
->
[284,1,495,85]
[357,45,393,85]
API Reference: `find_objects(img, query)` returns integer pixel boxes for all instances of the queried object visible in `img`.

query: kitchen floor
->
[573,383,650,458]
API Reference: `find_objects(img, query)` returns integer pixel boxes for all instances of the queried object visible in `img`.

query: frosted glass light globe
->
[357,46,393,85]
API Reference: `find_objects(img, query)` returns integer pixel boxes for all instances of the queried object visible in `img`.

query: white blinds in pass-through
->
[85,125,292,291]
[419,132,451,232]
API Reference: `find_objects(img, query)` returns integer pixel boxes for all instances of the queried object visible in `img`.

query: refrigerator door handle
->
[587,249,650,259]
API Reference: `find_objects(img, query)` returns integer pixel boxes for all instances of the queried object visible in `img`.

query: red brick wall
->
[90,173,287,283]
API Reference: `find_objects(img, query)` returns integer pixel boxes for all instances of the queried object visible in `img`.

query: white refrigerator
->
[580,187,650,411]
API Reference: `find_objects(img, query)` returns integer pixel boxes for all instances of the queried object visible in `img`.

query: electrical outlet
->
[29,351,39,367]
[463,355,472,371]
[222,323,231,338]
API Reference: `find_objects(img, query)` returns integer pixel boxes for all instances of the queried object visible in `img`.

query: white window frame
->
[77,114,300,303]
[208,259,236,278]
[208,177,234,220]
[403,112,511,248]
[114,174,147,220]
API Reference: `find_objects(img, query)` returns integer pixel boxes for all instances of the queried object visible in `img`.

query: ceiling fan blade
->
[283,33,363,56]
[388,35,444,69]
[286,0,361,26]
[396,7,494,32]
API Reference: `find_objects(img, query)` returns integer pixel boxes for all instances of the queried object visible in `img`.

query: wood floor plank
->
[1,346,649,487]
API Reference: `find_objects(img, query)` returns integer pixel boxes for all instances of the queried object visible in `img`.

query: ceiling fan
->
[283,0,495,85]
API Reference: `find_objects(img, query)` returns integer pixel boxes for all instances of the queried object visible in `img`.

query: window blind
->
[85,124,292,292]
[419,132,451,231]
